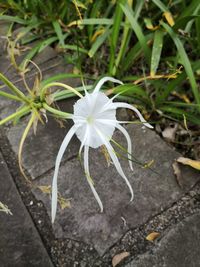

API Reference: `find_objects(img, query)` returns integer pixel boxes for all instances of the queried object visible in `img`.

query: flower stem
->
[40,82,83,101]
[0,106,30,126]
[0,73,30,104]
[42,103,72,118]
[0,90,23,101]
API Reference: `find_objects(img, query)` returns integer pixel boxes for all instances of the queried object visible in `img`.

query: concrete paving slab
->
[0,48,79,119]
[32,124,199,255]
[125,212,200,267]
[0,152,54,267]
[7,104,80,179]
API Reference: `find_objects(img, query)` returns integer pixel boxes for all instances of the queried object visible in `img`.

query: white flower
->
[51,77,153,223]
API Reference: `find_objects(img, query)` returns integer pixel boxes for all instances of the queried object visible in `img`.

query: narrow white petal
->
[93,77,123,94]
[95,127,134,201]
[79,125,89,156]
[95,119,133,170]
[115,124,133,171]
[51,124,78,223]
[112,102,153,129]
[84,145,103,212]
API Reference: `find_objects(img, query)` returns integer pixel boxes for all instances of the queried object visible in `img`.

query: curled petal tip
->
[145,123,154,129]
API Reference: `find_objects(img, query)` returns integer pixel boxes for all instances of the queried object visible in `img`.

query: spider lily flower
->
[51,77,153,223]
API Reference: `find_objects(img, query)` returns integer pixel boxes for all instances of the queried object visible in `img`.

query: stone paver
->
[7,106,80,179]
[0,45,81,179]
[32,124,199,255]
[0,46,80,119]
[125,212,200,267]
[0,152,54,267]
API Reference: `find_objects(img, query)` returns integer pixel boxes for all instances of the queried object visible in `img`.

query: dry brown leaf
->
[58,196,71,210]
[38,185,51,194]
[177,157,200,171]
[173,161,182,188]
[100,145,111,167]
[112,252,130,267]
[146,232,160,242]
[38,185,71,210]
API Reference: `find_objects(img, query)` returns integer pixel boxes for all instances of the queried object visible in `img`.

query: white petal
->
[115,124,133,171]
[96,119,133,170]
[93,77,123,94]
[78,125,89,157]
[112,102,153,129]
[95,127,134,201]
[84,145,103,212]
[51,124,78,223]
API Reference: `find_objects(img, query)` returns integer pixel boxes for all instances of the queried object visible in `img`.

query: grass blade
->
[52,20,65,46]
[150,30,164,76]
[120,3,151,64]
[88,27,111,58]
[161,21,200,107]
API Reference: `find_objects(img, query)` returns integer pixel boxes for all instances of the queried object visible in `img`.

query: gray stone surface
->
[1,44,81,178]
[125,213,200,267]
[32,125,199,255]
[0,152,54,267]
[7,104,80,179]
[0,45,79,119]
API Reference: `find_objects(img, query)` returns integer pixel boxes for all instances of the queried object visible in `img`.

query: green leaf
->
[160,105,200,125]
[0,15,28,24]
[88,27,111,57]
[150,30,164,76]
[0,73,28,103]
[161,21,200,107]
[120,3,151,64]
[52,20,65,46]
[109,0,125,75]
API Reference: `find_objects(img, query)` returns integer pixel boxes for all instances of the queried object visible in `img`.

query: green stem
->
[0,73,30,104]
[0,106,30,126]
[40,82,83,101]
[0,91,23,101]
[42,103,72,118]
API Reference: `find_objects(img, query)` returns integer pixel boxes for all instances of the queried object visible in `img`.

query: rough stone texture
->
[125,213,200,267]
[0,152,54,267]
[7,102,80,179]
[32,124,199,255]
[0,21,9,54]
[1,44,82,178]
[0,45,80,119]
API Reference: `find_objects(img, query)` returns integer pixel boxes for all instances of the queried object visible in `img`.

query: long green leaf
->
[52,20,65,46]
[109,0,125,75]
[0,73,28,103]
[88,27,111,58]
[120,3,151,64]
[0,15,28,24]
[150,30,164,76]
[161,21,200,106]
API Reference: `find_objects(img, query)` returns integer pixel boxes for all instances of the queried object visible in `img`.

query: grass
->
[0,0,200,126]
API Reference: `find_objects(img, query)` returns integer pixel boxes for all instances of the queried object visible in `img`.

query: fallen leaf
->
[146,232,160,242]
[173,161,182,188]
[38,185,51,194]
[58,196,71,210]
[143,159,154,169]
[163,11,175,26]
[112,252,130,267]
[38,185,71,210]
[177,157,200,170]
[101,145,111,167]
[0,201,13,215]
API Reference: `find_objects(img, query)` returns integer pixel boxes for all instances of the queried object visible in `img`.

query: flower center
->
[87,115,94,124]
